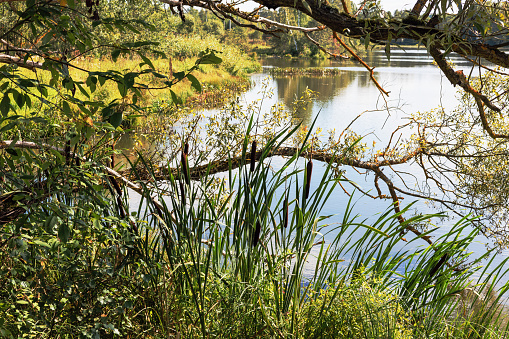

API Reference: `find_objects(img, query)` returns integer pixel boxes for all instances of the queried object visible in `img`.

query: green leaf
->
[138,52,155,69]
[385,33,392,61]
[98,76,107,86]
[111,49,121,62]
[33,240,51,248]
[170,90,182,106]
[62,101,71,116]
[173,71,185,81]
[102,105,113,119]
[24,94,31,109]
[364,32,370,50]
[123,72,137,89]
[109,112,123,128]
[45,214,58,233]
[67,32,75,45]
[11,90,20,108]
[0,122,16,133]
[0,94,10,117]
[70,134,80,147]
[37,85,48,97]
[58,223,71,243]
[117,82,127,97]
[187,73,201,92]
[86,76,97,93]
[76,83,90,98]
[41,30,54,46]
[198,53,222,65]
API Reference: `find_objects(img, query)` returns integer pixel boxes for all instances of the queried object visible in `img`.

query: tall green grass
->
[128,118,509,338]
[2,115,508,337]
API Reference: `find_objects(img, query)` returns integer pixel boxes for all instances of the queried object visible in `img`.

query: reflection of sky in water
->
[128,49,509,285]
[246,51,508,283]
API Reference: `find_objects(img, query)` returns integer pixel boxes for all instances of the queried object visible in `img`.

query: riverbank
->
[0,53,259,139]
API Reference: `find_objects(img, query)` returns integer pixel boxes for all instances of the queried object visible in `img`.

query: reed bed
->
[270,67,343,76]
[3,117,508,338]
[128,118,509,338]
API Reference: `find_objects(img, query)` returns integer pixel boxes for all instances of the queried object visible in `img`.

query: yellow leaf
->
[60,0,67,6]
[84,116,94,127]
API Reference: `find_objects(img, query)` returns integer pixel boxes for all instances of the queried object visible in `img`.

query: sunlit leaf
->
[187,73,202,92]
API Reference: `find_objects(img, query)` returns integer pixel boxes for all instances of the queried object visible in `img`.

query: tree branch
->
[161,0,509,69]
[304,32,348,60]
[0,53,43,70]
[333,31,389,96]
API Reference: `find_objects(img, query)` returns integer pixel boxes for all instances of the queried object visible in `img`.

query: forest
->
[1,0,509,337]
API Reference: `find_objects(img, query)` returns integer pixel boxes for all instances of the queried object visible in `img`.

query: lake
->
[128,48,509,283]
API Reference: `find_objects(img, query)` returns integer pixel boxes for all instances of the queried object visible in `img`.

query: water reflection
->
[253,49,470,146]
[238,50,509,281]
[125,49,509,282]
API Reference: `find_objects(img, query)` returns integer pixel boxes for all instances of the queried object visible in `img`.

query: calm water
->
[128,49,509,283]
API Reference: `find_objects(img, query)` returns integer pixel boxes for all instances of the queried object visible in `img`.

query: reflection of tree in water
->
[115,133,159,166]
[274,73,355,125]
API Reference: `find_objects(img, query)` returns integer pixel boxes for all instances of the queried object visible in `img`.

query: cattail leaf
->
[283,193,289,228]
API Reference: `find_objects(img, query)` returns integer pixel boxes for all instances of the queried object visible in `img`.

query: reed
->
[270,67,343,76]
[2,111,508,337]
[126,116,509,338]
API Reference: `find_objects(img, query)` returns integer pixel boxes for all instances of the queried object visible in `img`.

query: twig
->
[333,32,389,96]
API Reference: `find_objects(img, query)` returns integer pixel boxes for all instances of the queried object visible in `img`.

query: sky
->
[239,0,416,14]
[378,0,415,12]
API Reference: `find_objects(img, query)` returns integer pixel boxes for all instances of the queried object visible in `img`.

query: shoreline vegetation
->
[3,118,509,338]
[270,67,343,76]
[2,1,509,338]
[0,49,259,139]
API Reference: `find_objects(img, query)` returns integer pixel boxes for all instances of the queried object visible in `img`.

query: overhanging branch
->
[0,53,43,70]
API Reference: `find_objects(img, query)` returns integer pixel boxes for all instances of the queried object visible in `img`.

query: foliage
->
[2,0,509,337]
[4,114,508,337]
[410,70,509,247]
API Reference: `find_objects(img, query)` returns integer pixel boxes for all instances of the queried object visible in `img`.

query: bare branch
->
[304,32,348,60]
[332,31,389,96]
